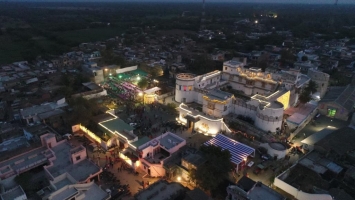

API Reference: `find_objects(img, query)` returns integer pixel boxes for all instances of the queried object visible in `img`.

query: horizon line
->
[1,0,355,5]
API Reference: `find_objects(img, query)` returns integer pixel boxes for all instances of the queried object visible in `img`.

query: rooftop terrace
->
[134,180,185,200]
[0,185,26,200]
[46,142,100,182]
[158,133,184,150]
[0,146,51,178]
[205,89,233,101]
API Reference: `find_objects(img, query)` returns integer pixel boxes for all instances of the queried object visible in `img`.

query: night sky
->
[8,0,355,4]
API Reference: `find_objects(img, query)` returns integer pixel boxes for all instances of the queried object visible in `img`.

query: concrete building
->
[38,175,109,200]
[307,68,330,99]
[72,82,107,100]
[300,127,337,151]
[134,180,186,200]
[72,116,137,151]
[0,185,27,200]
[275,128,355,200]
[82,62,104,84]
[0,133,104,200]
[319,85,355,120]
[259,142,287,160]
[227,176,286,200]
[0,133,102,182]
[134,132,186,177]
[175,59,314,134]
[19,98,67,125]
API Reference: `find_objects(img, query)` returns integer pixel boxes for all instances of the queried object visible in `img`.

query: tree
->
[190,145,233,192]
[257,53,269,72]
[298,81,317,104]
[137,78,148,89]
[301,55,308,61]
[68,97,100,126]
[101,49,126,66]
[305,80,318,94]
[298,89,312,104]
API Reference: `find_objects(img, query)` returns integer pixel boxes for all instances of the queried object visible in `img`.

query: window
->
[179,85,181,90]
[225,67,227,70]
[188,86,192,91]
[93,72,97,76]
[328,108,337,117]
[207,102,215,109]
[183,86,187,91]
[224,106,227,111]
[76,156,81,161]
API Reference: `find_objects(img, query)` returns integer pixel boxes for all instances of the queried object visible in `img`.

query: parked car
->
[247,161,254,168]
[253,168,261,175]
[261,154,272,160]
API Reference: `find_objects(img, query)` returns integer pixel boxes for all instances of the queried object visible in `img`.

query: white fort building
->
[175,59,312,135]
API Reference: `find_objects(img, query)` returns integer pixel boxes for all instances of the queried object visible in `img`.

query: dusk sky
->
[9,0,355,4]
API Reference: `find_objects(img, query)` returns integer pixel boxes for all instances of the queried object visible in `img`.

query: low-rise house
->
[275,128,355,200]
[72,82,107,100]
[81,62,104,84]
[0,185,27,200]
[134,180,187,200]
[134,132,186,177]
[0,133,102,182]
[293,61,318,73]
[38,174,109,200]
[72,115,137,151]
[227,176,286,200]
[318,84,355,120]
[19,98,67,125]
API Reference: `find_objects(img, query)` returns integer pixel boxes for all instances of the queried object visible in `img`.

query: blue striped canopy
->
[204,134,255,165]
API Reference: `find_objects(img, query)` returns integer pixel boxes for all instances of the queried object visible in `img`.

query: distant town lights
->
[255,20,258,24]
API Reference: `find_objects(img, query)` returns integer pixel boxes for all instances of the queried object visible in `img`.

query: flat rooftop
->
[230,176,285,200]
[178,104,220,120]
[299,151,343,174]
[0,137,29,152]
[159,133,184,150]
[54,177,74,190]
[0,186,26,200]
[224,60,243,68]
[99,118,135,141]
[134,181,185,200]
[46,143,100,182]
[51,187,77,200]
[251,89,289,109]
[301,127,337,146]
[248,185,285,200]
[205,89,233,101]
[0,146,50,174]
[285,103,317,125]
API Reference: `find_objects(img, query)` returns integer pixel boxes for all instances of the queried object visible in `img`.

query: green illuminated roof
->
[99,118,134,135]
